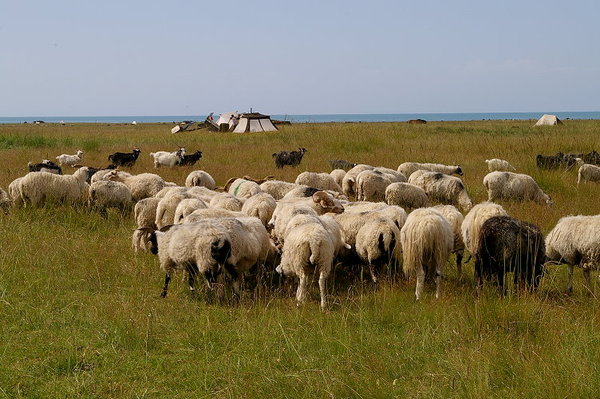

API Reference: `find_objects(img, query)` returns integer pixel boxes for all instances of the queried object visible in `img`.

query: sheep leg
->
[567,264,574,294]
[583,266,593,294]
[187,264,198,292]
[415,268,425,301]
[474,257,484,295]
[434,269,442,299]
[319,271,327,311]
[368,263,378,285]
[455,251,463,279]
[160,272,171,298]
[296,274,308,306]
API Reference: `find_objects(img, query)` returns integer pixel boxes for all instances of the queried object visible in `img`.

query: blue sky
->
[1,0,598,116]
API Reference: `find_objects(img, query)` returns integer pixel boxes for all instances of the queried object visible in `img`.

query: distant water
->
[1,112,599,124]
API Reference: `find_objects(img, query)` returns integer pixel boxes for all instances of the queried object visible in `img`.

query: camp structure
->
[535,114,564,126]
[232,112,278,133]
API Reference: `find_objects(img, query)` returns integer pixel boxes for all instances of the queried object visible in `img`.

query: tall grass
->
[0,121,599,397]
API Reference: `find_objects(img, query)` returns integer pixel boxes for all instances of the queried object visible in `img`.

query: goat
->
[177,150,203,166]
[272,148,307,169]
[108,148,141,168]
[27,160,63,175]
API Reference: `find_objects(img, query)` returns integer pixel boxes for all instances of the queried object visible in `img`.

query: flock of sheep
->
[2,147,600,309]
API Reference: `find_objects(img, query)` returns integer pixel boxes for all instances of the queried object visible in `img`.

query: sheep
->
[83,164,116,183]
[408,170,473,212]
[295,172,343,193]
[476,216,545,294]
[241,192,277,227]
[282,186,347,201]
[19,167,91,206]
[483,171,552,207]
[28,160,62,175]
[108,148,141,168]
[546,215,600,293]
[91,169,131,184]
[132,197,161,252]
[185,170,216,190]
[281,214,349,256]
[182,208,245,224]
[150,217,277,298]
[400,208,454,300]
[355,170,393,202]
[276,217,335,310]
[106,170,167,201]
[224,178,262,199]
[272,147,307,169]
[485,158,516,172]
[461,202,508,260]
[373,167,407,183]
[209,192,244,211]
[88,180,132,217]
[330,169,347,189]
[385,182,431,210]
[259,180,299,200]
[432,205,465,276]
[149,147,185,168]
[577,163,600,184]
[177,150,202,166]
[0,188,10,215]
[342,164,375,198]
[56,150,84,166]
[398,162,463,179]
[173,198,207,224]
[8,177,24,207]
[355,216,401,284]
[328,159,357,171]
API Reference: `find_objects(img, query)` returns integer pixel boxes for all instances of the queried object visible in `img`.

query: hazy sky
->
[1,0,599,116]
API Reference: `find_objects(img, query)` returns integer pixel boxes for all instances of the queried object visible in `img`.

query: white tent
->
[233,113,278,133]
[535,114,563,126]
[216,112,240,130]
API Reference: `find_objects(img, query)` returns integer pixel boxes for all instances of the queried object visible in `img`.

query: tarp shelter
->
[535,114,563,126]
[233,113,278,133]
[216,112,240,130]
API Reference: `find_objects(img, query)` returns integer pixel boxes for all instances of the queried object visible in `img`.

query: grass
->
[1,120,600,397]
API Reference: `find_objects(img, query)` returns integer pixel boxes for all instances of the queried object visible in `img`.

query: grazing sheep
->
[91,169,131,184]
[259,180,300,200]
[330,169,347,189]
[88,180,132,217]
[56,150,84,166]
[355,216,401,284]
[328,159,357,171]
[272,147,307,169]
[28,160,63,175]
[185,170,216,189]
[577,163,600,184]
[432,205,465,276]
[356,170,393,202]
[8,177,24,207]
[0,188,10,215]
[342,164,375,198]
[83,164,116,183]
[546,215,600,293]
[295,172,343,193]
[408,170,472,212]
[132,197,161,252]
[177,150,202,166]
[106,171,167,201]
[276,217,335,310]
[149,147,186,168]
[108,148,141,168]
[182,208,245,224]
[400,208,453,300]
[224,178,263,199]
[398,162,463,179]
[173,198,207,224]
[476,216,545,294]
[461,202,508,260]
[155,193,190,229]
[373,167,407,183]
[385,182,431,210]
[483,171,552,206]
[19,168,90,206]
[209,192,244,212]
[241,192,277,227]
[485,158,516,172]
[282,186,347,201]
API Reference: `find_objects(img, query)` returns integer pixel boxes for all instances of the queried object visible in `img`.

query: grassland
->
[0,120,599,398]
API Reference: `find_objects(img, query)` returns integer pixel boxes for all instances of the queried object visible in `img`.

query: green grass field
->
[1,120,599,398]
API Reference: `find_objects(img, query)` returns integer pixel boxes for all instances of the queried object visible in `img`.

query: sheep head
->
[312,191,344,214]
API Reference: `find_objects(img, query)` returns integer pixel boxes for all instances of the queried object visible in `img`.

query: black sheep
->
[272,147,307,169]
[475,216,545,294]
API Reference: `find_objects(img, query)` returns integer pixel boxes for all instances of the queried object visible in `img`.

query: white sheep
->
[485,158,516,172]
[356,170,393,202]
[330,169,347,189]
[432,204,465,276]
[546,215,600,293]
[259,180,299,200]
[241,192,277,227]
[185,170,216,190]
[461,202,508,258]
[131,197,161,252]
[483,171,552,206]
[19,168,90,206]
[155,192,192,229]
[577,163,600,184]
[225,178,262,199]
[149,148,185,168]
[91,169,132,184]
[107,171,168,201]
[373,167,407,183]
[342,164,375,198]
[182,208,245,224]
[355,216,401,284]
[0,188,10,214]
[282,186,347,201]
[209,192,244,211]
[56,150,84,166]
[398,162,463,179]
[295,171,343,193]
[88,180,132,217]
[8,177,24,207]
[282,214,349,256]
[400,208,453,300]
[173,198,207,224]
[385,182,431,210]
[408,170,472,212]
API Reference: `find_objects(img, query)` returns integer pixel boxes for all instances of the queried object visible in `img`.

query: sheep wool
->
[295,172,343,193]
[408,170,472,212]
[19,167,90,206]
[483,171,552,206]
[185,170,216,189]
[485,158,516,172]
[385,182,431,210]
[461,201,508,257]
[88,180,132,217]
[241,192,277,227]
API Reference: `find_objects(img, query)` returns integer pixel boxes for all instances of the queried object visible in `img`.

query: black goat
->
[536,152,578,169]
[568,150,600,166]
[328,159,357,171]
[108,148,141,168]
[475,216,545,294]
[177,150,203,166]
[272,147,307,169]
[27,160,63,175]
